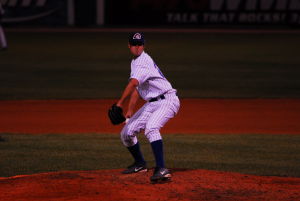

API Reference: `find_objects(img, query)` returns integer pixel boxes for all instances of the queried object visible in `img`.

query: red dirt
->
[0,99,300,134]
[0,169,300,201]
[0,99,300,201]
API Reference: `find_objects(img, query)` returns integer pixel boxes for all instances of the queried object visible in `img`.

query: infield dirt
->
[1,99,300,134]
[0,169,300,201]
[0,99,300,201]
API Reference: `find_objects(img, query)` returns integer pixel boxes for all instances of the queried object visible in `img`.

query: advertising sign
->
[105,0,300,26]
[1,0,74,25]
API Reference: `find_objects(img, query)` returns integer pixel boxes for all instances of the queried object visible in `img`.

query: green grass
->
[0,31,300,99]
[1,31,299,179]
[1,133,299,178]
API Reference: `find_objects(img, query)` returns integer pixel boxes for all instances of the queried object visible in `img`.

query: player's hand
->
[116,101,123,108]
[125,110,133,119]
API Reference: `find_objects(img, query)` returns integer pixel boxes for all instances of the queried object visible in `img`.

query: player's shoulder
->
[141,51,152,60]
[133,51,152,66]
[135,51,149,60]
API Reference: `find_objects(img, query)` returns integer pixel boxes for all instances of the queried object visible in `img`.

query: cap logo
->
[133,33,142,40]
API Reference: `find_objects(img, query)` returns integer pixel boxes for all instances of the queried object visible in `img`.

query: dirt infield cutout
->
[1,99,300,134]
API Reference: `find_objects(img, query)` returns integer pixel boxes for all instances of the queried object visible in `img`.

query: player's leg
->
[120,103,152,174]
[145,94,180,181]
[145,94,180,166]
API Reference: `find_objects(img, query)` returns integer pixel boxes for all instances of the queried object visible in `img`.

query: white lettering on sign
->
[210,0,299,11]
[203,13,235,23]
[1,0,47,7]
[239,13,286,23]
[167,13,199,23]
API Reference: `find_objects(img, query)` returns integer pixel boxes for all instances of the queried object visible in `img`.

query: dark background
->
[1,0,300,27]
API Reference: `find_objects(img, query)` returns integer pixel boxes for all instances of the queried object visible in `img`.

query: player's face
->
[128,44,144,57]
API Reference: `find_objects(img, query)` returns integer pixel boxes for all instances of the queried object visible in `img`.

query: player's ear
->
[128,43,131,48]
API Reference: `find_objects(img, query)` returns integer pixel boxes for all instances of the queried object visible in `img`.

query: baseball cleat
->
[121,162,148,174]
[150,167,171,183]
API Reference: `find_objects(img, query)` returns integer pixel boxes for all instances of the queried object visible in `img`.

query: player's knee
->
[145,128,162,143]
[120,132,137,147]
[120,126,137,147]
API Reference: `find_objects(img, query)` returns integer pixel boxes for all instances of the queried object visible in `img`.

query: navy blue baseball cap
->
[128,32,145,46]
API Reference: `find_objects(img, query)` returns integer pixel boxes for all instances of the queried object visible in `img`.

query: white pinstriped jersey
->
[130,51,176,101]
[121,51,180,146]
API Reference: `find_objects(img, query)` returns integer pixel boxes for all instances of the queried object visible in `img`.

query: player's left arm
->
[117,78,139,108]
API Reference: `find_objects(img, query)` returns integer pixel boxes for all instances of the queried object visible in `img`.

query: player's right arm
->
[116,78,139,108]
[125,88,140,118]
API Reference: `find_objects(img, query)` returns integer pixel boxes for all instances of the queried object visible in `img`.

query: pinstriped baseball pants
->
[121,92,180,147]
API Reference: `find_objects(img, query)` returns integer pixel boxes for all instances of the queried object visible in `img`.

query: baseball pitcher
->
[108,32,180,183]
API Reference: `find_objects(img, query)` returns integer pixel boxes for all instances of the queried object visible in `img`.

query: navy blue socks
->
[150,140,165,168]
[127,142,146,165]
[127,140,165,168]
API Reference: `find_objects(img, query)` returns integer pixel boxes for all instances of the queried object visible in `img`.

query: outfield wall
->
[1,0,300,27]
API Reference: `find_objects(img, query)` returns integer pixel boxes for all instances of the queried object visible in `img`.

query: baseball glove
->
[108,103,126,125]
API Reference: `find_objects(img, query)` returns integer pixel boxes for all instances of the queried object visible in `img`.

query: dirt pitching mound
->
[0,169,299,201]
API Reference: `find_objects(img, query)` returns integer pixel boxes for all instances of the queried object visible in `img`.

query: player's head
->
[128,32,145,46]
[128,32,145,57]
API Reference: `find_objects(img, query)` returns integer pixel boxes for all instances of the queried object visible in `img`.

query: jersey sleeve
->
[130,65,150,85]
